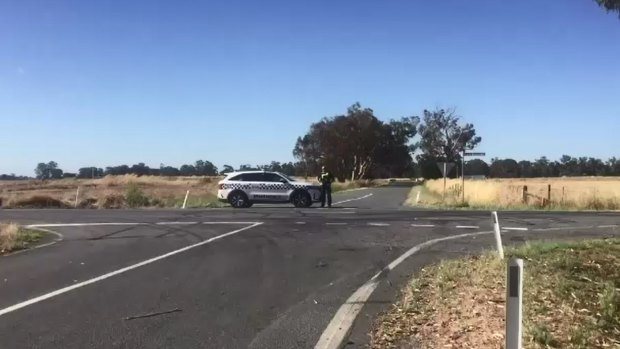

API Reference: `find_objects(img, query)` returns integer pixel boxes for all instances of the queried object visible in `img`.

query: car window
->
[228,174,242,181]
[277,173,295,182]
[264,173,286,182]
[241,173,264,182]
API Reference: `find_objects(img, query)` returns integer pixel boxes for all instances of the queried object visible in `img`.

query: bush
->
[9,196,67,208]
[77,198,98,209]
[125,184,150,208]
[99,194,126,209]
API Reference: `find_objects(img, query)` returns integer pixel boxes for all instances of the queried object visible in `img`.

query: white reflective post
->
[182,190,190,209]
[492,211,505,259]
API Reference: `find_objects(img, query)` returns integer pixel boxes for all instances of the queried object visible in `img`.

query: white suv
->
[217,171,322,208]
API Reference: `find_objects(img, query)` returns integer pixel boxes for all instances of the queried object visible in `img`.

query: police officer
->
[317,166,335,208]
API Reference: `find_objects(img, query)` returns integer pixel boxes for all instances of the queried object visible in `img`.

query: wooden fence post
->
[522,185,528,204]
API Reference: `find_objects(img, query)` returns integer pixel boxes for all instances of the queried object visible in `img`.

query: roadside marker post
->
[182,190,190,209]
[506,258,524,349]
[492,211,504,259]
[75,187,80,208]
[415,190,421,204]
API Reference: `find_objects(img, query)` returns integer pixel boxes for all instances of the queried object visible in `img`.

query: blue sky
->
[1,0,619,176]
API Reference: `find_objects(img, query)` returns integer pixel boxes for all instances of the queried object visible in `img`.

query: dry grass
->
[410,177,620,210]
[0,223,45,254]
[0,175,222,209]
[371,239,620,349]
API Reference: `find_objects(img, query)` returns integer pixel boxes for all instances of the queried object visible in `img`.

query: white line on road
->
[27,222,258,228]
[0,222,263,317]
[314,230,493,349]
[503,227,529,231]
[295,222,307,225]
[455,225,480,229]
[332,193,373,206]
[27,223,147,228]
[597,225,618,228]
[368,223,390,227]
[411,224,436,228]
[533,226,594,232]
[326,223,347,226]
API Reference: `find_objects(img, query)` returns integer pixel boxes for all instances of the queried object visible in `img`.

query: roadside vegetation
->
[371,238,620,348]
[408,177,620,210]
[0,223,46,254]
[0,175,384,209]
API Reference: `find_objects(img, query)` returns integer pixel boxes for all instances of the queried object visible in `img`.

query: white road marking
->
[27,223,147,228]
[411,224,435,228]
[332,193,373,206]
[295,222,307,225]
[455,225,480,229]
[597,225,618,228]
[336,187,369,193]
[27,222,258,228]
[314,230,493,349]
[533,226,594,232]
[326,223,347,226]
[502,227,529,231]
[0,222,263,317]
[368,223,390,227]
[202,222,262,225]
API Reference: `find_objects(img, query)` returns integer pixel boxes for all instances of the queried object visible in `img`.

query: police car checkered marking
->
[221,183,253,190]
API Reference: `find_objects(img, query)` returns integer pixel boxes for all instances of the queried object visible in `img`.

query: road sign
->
[436,162,455,177]
[464,152,486,156]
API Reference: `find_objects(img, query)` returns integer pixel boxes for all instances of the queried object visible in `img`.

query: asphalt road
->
[0,186,618,349]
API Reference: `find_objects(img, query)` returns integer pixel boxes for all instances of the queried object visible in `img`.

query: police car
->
[217,171,323,208]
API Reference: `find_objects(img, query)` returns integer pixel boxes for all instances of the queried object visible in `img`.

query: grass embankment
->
[0,223,46,254]
[372,238,620,349]
[0,175,385,209]
[407,177,620,210]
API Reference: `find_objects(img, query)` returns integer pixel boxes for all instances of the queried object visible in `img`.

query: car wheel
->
[244,201,254,208]
[291,191,311,208]
[228,191,249,208]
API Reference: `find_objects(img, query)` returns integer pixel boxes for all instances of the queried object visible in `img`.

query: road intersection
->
[0,186,618,348]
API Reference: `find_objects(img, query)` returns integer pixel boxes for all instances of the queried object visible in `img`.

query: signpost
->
[436,162,455,200]
[461,151,486,203]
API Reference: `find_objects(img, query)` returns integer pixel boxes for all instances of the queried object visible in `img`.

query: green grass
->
[371,238,620,349]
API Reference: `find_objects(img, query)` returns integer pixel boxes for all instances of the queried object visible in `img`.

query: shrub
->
[9,196,67,208]
[125,184,150,208]
[99,194,125,209]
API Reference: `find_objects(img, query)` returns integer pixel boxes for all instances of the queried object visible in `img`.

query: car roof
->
[225,170,273,176]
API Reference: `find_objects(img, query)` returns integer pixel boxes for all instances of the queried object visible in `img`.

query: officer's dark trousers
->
[321,184,332,207]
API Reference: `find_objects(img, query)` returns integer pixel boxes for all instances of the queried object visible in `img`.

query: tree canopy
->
[594,0,620,16]
[293,103,419,181]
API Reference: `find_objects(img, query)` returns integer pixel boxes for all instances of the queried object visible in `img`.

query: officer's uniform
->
[318,170,335,207]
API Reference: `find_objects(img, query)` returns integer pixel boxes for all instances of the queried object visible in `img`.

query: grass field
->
[0,175,379,209]
[371,238,620,349]
[0,223,46,254]
[408,177,620,210]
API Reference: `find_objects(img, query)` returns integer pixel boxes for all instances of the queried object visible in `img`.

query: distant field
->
[409,177,620,210]
[0,175,379,209]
